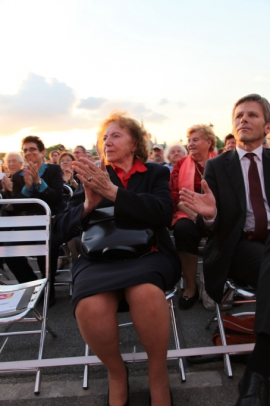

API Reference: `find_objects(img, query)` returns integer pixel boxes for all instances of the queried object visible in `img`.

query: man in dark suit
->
[179,94,270,405]
[5,135,65,305]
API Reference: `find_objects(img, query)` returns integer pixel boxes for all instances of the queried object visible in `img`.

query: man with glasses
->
[72,145,87,160]
[5,135,65,306]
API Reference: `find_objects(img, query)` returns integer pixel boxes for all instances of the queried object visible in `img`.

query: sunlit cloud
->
[159,98,169,105]
[0,74,167,136]
[145,112,168,122]
[0,73,90,134]
[177,102,186,108]
[99,100,168,123]
[78,97,107,110]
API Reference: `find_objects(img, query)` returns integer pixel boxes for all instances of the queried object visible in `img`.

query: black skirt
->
[71,251,176,313]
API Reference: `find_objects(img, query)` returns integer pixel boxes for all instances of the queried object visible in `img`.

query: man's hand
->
[23,166,34,189]
[1,175,13,192]
[23,162,41,188]
[28,162,40,184]
[179,179,216,220]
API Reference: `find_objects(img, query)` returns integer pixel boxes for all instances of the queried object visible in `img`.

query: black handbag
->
[81,207,155,261]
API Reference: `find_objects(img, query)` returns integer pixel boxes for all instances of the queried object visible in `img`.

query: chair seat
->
[226,280,256,299]
[0,278,47,320]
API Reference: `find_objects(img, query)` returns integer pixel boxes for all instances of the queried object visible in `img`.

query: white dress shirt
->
[204,145,270,231]
[237,145,270,232]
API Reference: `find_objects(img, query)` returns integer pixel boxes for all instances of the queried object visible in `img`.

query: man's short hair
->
[21,135,45,152]
[224,134,235,145]
[233,94,270,124]
[49,150,60,159]
[74,145,86,153]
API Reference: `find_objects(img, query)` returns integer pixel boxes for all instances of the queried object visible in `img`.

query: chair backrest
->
[0,199,51,278]
[62,184,74,206]
[63,184,74,197]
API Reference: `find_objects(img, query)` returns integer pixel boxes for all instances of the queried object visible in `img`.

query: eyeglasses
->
[22,147,39,154]
[60,159,73,163]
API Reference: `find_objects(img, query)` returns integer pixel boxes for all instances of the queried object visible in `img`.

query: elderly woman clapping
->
[170,124,216,310]
[53,113,180,406]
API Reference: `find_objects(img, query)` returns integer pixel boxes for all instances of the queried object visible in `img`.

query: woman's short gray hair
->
[164,142,187,163]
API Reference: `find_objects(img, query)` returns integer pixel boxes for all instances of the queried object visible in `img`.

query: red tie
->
[245,153,268,241]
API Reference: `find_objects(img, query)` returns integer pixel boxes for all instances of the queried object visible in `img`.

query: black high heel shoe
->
[149,388,174,406]
[107,365,129,406]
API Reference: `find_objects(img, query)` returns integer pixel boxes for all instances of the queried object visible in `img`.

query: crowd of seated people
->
[1,94,270,405]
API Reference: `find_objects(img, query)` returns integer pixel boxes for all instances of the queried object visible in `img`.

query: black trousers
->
[254,233,270,335]
[228,233,265,289]
[5,247,58,298]
[173,218,206,255]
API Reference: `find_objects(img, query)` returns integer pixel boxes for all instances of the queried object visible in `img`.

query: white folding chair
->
[54,184,74,295]
[205,279,256,377]
[0,198,56,394]
[82,286,186,389]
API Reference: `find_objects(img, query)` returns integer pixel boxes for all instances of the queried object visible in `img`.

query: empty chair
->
[0,198,56,394]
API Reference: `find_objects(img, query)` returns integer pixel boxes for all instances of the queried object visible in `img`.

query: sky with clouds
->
[0,0,269,152]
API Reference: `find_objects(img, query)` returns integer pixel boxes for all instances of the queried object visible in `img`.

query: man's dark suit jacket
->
[53,162,181,284]
[201,148,270,303]
[11,164,65,215]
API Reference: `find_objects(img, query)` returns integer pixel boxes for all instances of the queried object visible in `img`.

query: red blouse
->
[169,157,204,213]
[111,159,147,189]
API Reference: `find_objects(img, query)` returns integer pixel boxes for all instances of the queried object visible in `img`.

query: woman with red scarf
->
[170,124,216,309]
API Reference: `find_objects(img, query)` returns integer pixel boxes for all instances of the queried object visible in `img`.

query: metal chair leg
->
[169,298,186,382]
[215,303,233,378]
[83,344,90,389]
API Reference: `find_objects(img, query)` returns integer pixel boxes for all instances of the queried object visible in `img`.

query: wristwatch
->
[35,178,42,186]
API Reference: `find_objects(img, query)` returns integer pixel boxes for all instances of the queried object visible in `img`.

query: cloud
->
[0,73,91,134]
[159,98,169,105]
[95,100,168,123]
[78,97,107,110]
[145,112,167,122]
[177,102,186,108]
[0,73,167,136]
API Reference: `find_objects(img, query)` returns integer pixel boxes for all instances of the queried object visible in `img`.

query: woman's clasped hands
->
[72,157,119,217]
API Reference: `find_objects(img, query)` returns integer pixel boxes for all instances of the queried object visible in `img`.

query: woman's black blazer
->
[53,162,181,282]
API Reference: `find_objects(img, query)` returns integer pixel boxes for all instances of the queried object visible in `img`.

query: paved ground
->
[0,260,254,406]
